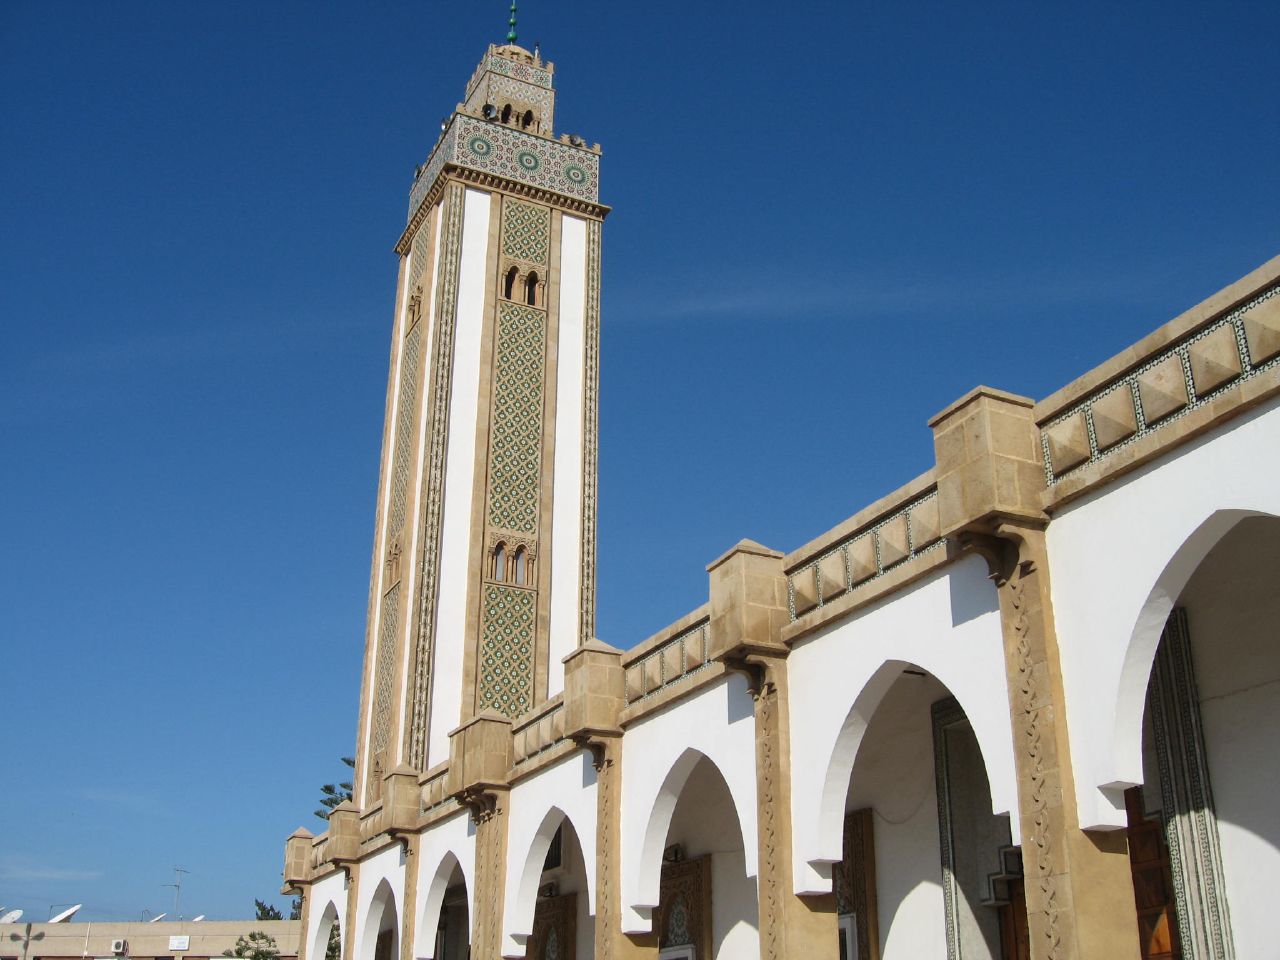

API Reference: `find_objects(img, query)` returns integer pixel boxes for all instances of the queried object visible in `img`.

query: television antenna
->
[0,910,23,923]
[48,905,82,923]
[148,913,168,923]
[191,916,205,923]
[162,866,190,920]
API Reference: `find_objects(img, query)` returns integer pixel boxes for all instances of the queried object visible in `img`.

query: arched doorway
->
[833,666,1027,960]
[362,879,399,960]
[312,902,342,960]
[653,753,758,958]
[1122,514,1280,959]
[523,813,593,959]
[418,853,470,960]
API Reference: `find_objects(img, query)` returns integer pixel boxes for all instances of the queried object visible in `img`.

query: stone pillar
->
[282,828,315,960]
[707,540,839,960]
[930,386,1141,960]
[471,789,511,959]
[447,713,513,960]
[560,640,642,959]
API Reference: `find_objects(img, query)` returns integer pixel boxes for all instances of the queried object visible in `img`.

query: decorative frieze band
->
[1039,284,1280,482]
[623,620,711,704]
[787,490,945,621]
[408,114,599,222]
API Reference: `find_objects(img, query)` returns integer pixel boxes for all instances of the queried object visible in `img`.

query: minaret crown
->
[404,45,602,231]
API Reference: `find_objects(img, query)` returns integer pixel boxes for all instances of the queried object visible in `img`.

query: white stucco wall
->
[1046,396,1280,829]
[618,673,760,934]
[427,187,492,767]
[786,553,1015,896]
[414,810,477,959]
[353,843,407,960]
[547,214,587,697]
[502,751,599,956]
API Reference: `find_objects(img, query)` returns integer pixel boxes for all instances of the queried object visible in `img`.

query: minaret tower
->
[352,38,606,804]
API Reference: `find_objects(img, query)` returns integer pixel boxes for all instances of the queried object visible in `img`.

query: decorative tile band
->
[624,620,711,704]
[409,114,599,219]
[1039,284,1280,483]
[786,490,946,622]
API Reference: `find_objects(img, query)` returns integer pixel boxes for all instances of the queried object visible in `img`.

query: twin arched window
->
[503,267,542,307]
[491,542,530,585]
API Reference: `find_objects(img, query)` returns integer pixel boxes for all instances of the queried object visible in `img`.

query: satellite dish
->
[0,910,24,924]
[191,916,205,922]
[148,913,167,923]
[49,905,82,923]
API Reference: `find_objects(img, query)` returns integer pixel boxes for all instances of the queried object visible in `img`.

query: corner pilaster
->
[930,387,1141,960]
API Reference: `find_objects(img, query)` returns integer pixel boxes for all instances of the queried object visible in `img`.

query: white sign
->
[168,936,190,951]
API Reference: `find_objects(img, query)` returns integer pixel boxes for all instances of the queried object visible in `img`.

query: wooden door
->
[1125,787,1182,960]
[997,878,1031,960]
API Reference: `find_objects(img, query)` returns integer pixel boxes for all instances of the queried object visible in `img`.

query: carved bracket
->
[458,786,501,824]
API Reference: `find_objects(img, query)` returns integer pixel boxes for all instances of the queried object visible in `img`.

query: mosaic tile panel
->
[487,301,546,534]
[501,198,550,264]
[407,221,431,294]
[486,74,554,114]
[409,115,599,217]
[482,53,553,89]
[371,582,401,756]
[386,323,422,538]
[478,584,535,717]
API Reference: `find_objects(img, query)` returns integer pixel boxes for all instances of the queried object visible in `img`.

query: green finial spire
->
[506,2,518,44]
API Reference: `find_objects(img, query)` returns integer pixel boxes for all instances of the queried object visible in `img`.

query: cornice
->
[395,168,610,254]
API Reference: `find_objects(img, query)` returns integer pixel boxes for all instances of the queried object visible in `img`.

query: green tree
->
[254,900,282,921]
[222,932,279,960]
[325,923,341,960]
[315,757,356,821]
[252,899,301,921]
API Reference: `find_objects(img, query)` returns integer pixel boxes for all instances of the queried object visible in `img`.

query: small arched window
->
[501,104,512,125]
[493,543,507,582]
[504,266,518,300]
[522,110,534,130]
[525,271,539,306]
[513,547,528,586]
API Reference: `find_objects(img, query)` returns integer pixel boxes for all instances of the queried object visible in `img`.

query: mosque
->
[277,28,1280,960]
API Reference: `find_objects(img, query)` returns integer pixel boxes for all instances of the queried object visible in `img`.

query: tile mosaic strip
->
[1039,284,1280,483]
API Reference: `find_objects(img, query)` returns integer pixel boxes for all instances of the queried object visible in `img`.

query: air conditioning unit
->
[111,939,128,955]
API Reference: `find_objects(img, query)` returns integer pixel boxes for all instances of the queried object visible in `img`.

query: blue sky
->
[2,0,1276,923]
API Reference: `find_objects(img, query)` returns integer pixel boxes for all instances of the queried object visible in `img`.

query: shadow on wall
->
[949,554,1000,627]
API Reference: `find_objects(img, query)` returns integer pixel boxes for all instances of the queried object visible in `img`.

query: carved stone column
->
[561,641,646,958]
[930,387,1141,960]
[707,540,839,960]
[447,713,513,959]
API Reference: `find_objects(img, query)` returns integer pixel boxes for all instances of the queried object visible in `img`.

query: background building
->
[2,921,299,960]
